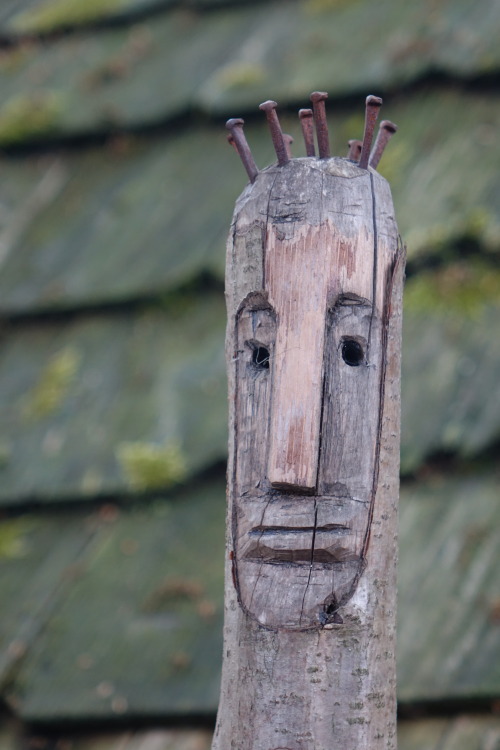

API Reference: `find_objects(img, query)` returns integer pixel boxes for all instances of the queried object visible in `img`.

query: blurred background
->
[0,0,498,748]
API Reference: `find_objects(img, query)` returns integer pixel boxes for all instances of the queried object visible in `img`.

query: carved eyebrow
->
[236,291,275,316]
[334,293,372,308]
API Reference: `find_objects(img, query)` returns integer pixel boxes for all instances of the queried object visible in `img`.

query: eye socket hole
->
[341,339,364,367]
[253,345,270,369]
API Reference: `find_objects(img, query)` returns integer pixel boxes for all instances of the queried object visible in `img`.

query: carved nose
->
[267,317,324,493]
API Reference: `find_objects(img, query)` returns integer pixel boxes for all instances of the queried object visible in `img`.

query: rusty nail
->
[299,108,315,157]
[369,120,398,170]
[227,133,237,151]
[347,139,362,161]
[310,91,330,158]
[225,118,259,183]
[282,133,294,160]
[259,100,289,167]
[358,94,383,170]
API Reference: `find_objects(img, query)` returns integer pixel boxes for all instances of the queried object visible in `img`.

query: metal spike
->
[283,133,294,160]
[358,95,383,169]
[259,100,289,166]
[369,120,398,169]
[299,108,315,157]
[347,139,362,161]
[225,118,259,183]
[310,91,330,158]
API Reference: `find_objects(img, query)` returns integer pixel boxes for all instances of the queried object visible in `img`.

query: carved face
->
[229,158,398,630]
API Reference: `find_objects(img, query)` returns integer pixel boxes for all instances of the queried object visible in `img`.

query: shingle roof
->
[0,0,498,745]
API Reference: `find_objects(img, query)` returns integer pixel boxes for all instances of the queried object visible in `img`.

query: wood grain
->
[214,156,404,749]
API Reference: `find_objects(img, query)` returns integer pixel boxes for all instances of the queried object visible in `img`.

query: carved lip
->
[243,524,358,564]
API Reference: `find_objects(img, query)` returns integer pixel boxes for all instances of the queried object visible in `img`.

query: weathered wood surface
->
[214,157,404,749]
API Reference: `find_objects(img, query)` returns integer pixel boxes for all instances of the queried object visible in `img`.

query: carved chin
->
[237,556,364,631]
[234,493,369,631]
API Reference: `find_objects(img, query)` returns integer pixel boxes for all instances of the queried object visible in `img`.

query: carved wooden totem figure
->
[214,93,405,750]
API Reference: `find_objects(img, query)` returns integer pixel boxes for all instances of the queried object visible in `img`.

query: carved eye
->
[341,338,364,367]
[252,345,270,369]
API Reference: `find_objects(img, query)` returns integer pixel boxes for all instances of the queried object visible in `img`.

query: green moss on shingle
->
[210,62,266,94]
[117,440,187,491]
[12,0,123,33]
[0,92,63,146]
[22,346,81,421]
[0,517,36,559]
[304,0,361,13]
[404,262,500,318]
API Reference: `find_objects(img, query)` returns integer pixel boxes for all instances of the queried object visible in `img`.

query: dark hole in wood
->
[341,339,364,366]
[253,345,270,369]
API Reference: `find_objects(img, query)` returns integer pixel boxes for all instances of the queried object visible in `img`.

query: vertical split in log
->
[216,94,404,750]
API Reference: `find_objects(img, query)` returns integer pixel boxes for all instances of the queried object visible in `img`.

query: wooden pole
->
[215,102,405,750]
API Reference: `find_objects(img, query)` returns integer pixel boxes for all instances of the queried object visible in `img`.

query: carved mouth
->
[243,524,359,564]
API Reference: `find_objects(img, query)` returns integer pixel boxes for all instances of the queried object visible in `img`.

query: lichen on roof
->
[0,92,63,146]
[116,439,187,491]
[10,0,124,33]
[22,346,81,421]
[404,261,500,318]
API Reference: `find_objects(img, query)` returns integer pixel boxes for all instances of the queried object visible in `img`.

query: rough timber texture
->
[214,158,404,748]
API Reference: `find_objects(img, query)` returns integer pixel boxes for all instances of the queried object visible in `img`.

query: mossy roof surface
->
[0,0,248,36]
[0,296,227,504]
[0,0,499,735]
[4,480,227,721]
[1,470,498,722]
[0,271,498,503]
[0,0,175,35]
[0,89,498,315]
[0,0,498,142]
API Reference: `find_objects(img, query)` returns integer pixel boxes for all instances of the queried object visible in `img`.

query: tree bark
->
[213,157,405,750]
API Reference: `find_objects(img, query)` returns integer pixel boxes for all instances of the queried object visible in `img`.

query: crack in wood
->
[249,524,349,535]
